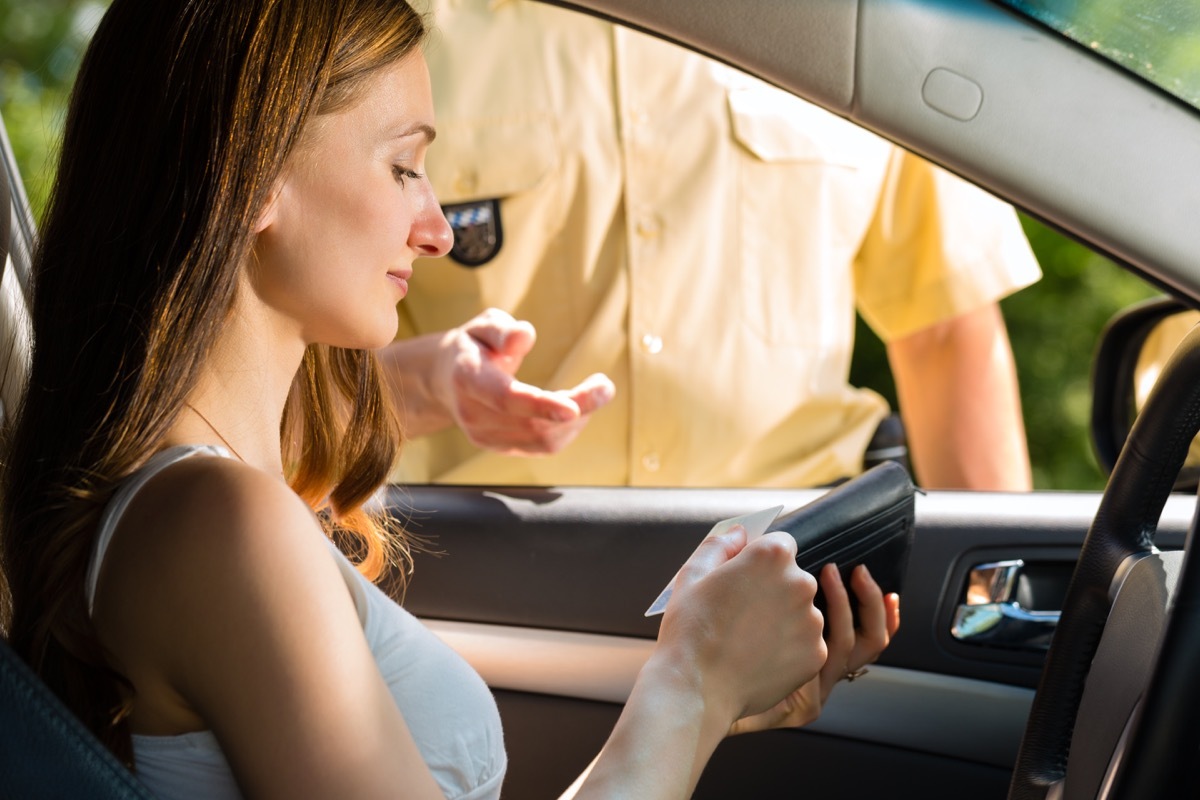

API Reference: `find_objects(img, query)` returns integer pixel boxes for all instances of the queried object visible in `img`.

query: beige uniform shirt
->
[395,0,1042,488]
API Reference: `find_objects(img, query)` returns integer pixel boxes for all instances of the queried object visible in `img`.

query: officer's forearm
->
[377,335,457,439]
[887,302,1032,491]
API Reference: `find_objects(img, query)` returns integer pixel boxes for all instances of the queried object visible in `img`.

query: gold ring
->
[844,667,869,682]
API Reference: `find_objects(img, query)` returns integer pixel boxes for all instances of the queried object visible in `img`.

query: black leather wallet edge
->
[771,461,917,622]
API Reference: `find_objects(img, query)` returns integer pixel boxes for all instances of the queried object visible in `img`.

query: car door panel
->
[495,690,1017,799]
[395,486,1193,798]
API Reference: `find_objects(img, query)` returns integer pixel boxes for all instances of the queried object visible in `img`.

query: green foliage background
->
[850,227,1157,491]
[0,0,102,216]
[0,0,1170,490]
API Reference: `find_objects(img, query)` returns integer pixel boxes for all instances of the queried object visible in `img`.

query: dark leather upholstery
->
[0,637,154,798]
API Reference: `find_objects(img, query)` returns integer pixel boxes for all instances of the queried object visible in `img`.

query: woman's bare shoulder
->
[92,453,353,708]
[102,454,325,576]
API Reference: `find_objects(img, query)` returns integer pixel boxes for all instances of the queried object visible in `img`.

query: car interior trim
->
[854,0,1200,302]
[547,0,858,113]
[394,484,1195,534]
[399,486,1193,693]
[1066,550,1182,798]
[425,618,1033,768]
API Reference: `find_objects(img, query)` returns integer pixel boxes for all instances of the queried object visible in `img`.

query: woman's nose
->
[410,198,453,258]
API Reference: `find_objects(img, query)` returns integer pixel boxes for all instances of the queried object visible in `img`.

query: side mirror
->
[1092,296,1200,491]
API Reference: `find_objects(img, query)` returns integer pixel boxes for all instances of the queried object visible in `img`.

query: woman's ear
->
[253,181,284,234]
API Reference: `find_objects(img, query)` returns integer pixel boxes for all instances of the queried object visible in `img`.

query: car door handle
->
[950,560,1060,650]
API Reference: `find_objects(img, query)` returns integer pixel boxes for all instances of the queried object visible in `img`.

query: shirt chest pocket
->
[404,113,565,329]
[728,86,872,166]
[427,113,560,206]
[727,87,887,366]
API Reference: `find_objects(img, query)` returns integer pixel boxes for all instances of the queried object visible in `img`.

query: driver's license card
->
[643,505,785,617]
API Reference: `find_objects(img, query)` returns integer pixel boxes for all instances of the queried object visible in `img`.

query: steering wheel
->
[1010,321,1200,799]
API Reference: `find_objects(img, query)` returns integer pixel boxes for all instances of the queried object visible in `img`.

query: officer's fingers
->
[473,307,517,327]
[462,308,536,356]
[565,373,616,415]
[458,308,510,348]
[471,368,580,423]
[494,319,537,360]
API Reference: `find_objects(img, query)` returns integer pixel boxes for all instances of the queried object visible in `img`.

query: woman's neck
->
[166,290,306,475]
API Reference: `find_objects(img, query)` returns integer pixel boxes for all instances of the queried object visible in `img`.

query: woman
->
[0,0,899,797]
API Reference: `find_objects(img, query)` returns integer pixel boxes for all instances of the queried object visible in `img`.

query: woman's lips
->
[387,268,412,295]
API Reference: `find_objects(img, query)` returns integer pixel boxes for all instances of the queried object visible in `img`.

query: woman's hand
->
[569,529,871,800]
[654,525,828,727]
[729,563,901,735]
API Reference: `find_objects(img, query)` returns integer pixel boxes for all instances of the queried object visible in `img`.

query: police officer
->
[380,0,1040,490]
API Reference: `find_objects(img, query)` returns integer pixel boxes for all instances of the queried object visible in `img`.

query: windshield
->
[1000,0,1200,109]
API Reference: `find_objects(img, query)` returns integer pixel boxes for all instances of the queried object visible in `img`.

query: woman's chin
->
[319,315,401,352]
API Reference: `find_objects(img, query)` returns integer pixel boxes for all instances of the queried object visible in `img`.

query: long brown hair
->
[0,0,426,763]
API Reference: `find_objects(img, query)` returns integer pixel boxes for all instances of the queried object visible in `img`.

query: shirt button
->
[636,215,661,238]
[640,334,664,354]
[642,452,661,472]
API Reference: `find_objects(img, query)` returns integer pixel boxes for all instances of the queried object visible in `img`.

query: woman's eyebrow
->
[387,122,436,143]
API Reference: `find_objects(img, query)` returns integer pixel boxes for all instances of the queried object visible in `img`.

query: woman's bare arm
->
[92,457,443,799]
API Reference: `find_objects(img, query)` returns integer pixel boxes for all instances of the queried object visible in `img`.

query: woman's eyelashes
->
[392,164,424,186]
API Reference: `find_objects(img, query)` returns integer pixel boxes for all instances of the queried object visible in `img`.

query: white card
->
[644,505,785,617]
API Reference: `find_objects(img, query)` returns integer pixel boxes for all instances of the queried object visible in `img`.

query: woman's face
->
[251,51,452,350]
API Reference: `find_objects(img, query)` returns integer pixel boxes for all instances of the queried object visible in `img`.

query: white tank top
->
[85,445,506,799]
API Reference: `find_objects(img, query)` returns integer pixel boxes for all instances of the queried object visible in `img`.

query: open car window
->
[0,0,1166,492]
[393,0,1162,492]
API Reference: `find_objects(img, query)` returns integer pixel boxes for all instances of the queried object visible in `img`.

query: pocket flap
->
[728,87,868,166]
[427,113,558,204]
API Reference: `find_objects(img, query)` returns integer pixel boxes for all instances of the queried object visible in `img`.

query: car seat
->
[0,636,155,798]
[0,117,155,799]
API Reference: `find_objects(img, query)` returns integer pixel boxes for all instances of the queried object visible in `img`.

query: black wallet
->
[772,461,917,624]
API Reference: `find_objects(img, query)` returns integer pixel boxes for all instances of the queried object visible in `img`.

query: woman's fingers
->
[885,591,901,638]
[824,565,900,694]
[849,564,892,659]
[819,563,853,657]
[815,564,852,701]
[727,563,904,736]
[672,524,748,593]
[660,526,824,726]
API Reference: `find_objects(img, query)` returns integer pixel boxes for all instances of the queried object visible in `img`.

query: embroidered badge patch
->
[444,199,503,267]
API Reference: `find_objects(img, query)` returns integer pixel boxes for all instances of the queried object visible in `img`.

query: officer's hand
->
[432,308,615,455]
